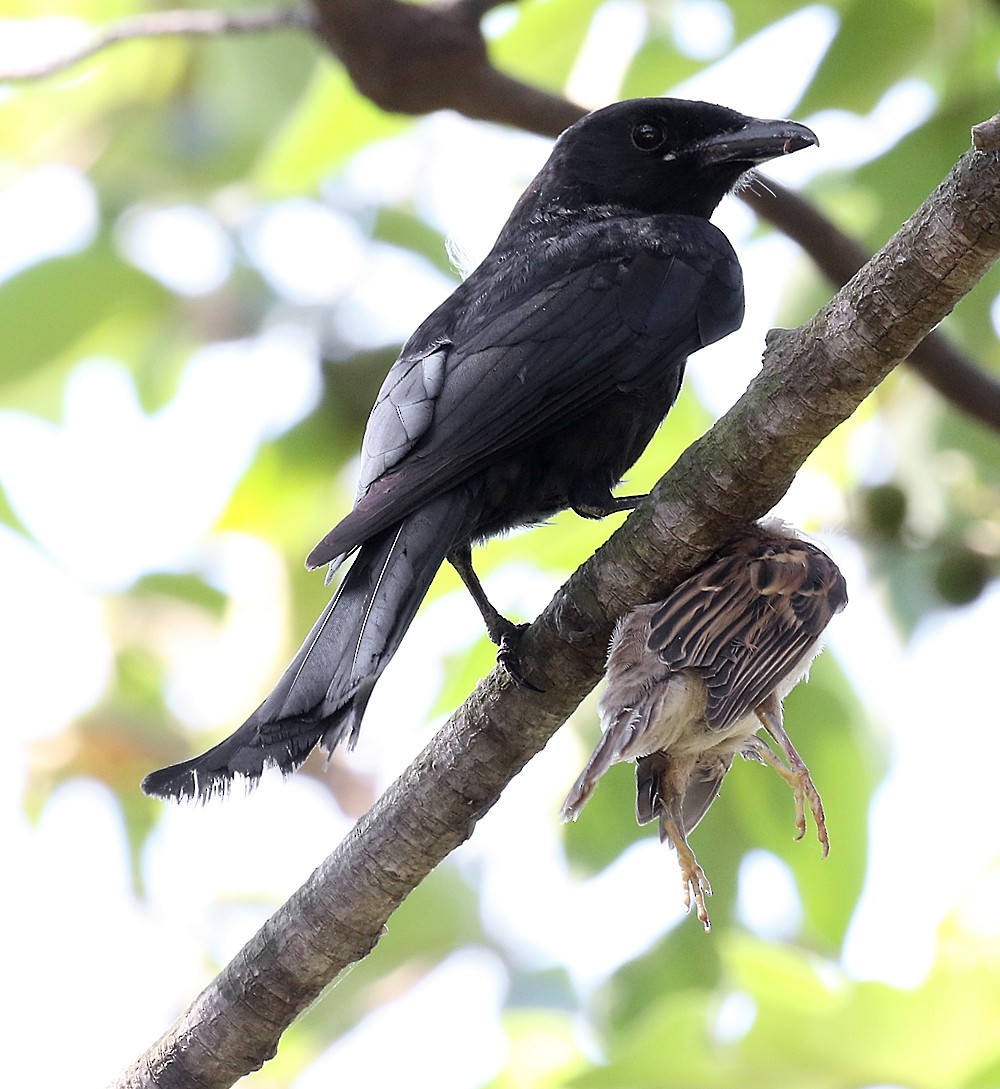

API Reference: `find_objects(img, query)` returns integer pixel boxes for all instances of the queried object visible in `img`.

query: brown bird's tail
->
[141,492,473,802]
[560,703,647,822]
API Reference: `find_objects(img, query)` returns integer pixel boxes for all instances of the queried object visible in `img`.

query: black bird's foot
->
[496,622,543,692]
[573,493,647,520]
[447,544,543,690]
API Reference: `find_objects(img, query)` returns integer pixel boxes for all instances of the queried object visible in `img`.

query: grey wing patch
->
[357,345,449,495]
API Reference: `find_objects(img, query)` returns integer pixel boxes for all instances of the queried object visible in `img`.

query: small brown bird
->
[561,522,847,930]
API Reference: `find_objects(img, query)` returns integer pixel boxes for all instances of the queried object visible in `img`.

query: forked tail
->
[142,492,472,801]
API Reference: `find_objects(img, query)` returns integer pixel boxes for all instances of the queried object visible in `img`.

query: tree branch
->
[309,0,583,133]
[0,6,315,82]
[742,180,1000,430]
[114,119,1000,1089]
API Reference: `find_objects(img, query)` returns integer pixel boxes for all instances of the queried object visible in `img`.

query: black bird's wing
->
[646,534,848,732]
[308,218,743,567]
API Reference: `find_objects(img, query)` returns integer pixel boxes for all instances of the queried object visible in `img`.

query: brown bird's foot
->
[753,695,829,857]
[573,492,647,520]
[660,812,713,932]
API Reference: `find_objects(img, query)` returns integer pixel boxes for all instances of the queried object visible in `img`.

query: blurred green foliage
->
[3,0,1000,1086]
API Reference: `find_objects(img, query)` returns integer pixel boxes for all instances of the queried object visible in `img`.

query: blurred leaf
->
[489,1009,584,1089]
[937,394,1000,490]
[854,106,989,247]
[0,479,32,538]
[87,31,321,201]
[621,36,702,99]
[606,921,725,1035]
[132,571,229,617]
[727,0,823,42]
[254,63,410,196]
[492,0,605,90]
[796,0,935,115]
[0,238,170,396]
[572,988,724,1088]
[577,931,1000,1088]
[0,35,188,164]
[373,206,454,277]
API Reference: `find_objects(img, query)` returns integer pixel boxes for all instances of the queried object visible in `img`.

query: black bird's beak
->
[690,117,818,167]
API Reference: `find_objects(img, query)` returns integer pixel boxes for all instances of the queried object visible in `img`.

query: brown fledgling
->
[561,522,847,930]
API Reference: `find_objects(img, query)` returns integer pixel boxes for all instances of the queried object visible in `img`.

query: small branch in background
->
[309,0,584,133]
[741,180,1000,430]
[0,5,316,82]
[456,0,520,21]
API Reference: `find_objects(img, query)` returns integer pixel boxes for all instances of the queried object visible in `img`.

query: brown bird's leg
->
[647,754,714,931]
[658,801,714,932]
[448,543,541,692]
[752,693,830,857]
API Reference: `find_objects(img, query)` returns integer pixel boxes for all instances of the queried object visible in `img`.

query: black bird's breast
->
[459,215,746,537]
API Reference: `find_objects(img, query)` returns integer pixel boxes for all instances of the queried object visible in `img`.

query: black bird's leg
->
[448,543,541,692]
[572,491,647,520]
[449,542,518,644]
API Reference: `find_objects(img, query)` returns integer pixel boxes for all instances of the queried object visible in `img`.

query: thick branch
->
[309,0,583,133]
[115,122,1000,1089]
[0,6,315,82]
[742,180,1000,429]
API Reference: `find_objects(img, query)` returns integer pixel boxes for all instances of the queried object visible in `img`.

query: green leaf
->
[254,64,410,196]
[580,932,1000,1089]
[621,37,702,100]
[132,572,229,617]
[0,238,171,395]
[491,0,605,90]
[373,207,455,278]
[796,0,936,115]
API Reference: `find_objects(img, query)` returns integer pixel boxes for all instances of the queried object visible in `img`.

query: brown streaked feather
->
[648,530,847,733]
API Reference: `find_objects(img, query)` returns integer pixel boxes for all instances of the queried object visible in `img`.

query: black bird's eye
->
[630,120,667,152]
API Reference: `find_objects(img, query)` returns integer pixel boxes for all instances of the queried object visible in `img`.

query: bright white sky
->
[3,4,1000,1087]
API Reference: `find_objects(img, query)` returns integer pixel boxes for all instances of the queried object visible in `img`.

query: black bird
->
[561,521,848,930]
[142,98,818,801]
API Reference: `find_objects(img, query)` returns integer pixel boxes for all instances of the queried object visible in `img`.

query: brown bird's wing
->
[646,533,848,733]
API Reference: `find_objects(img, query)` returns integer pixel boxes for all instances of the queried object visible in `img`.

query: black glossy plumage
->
[142,97,817,801]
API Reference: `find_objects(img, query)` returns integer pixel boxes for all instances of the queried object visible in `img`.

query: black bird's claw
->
[573,493,647,520]
[496,623,544,692]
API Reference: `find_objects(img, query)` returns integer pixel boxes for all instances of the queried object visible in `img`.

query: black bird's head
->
[530,97,817,220]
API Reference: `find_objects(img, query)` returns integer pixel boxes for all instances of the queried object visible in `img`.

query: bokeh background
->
[4,1,1000,1085]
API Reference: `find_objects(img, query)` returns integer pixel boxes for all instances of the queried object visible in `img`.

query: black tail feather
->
[142,492,473,802]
